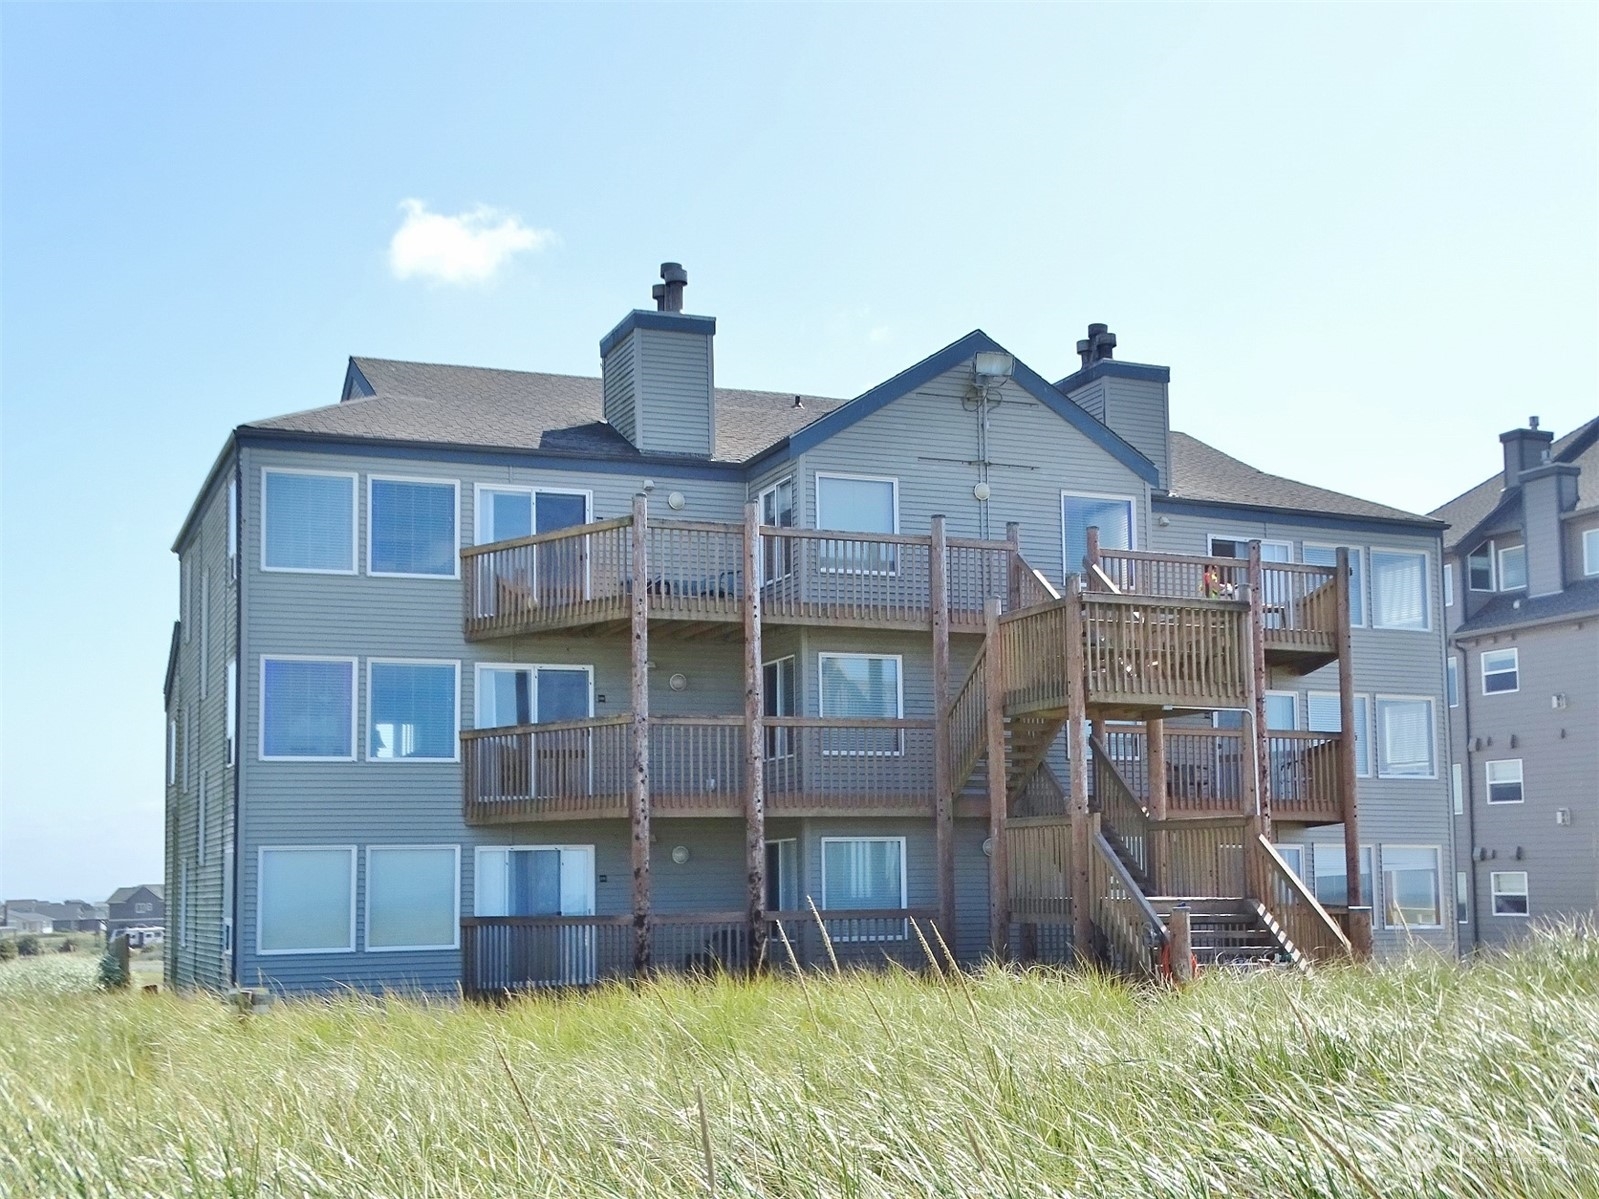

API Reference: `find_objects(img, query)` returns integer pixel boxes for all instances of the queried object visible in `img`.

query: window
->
[368,660,459,761]
[260,656,356,761]
[262,469,357,573]
[167,718,177,786]
[474,664,592,729]
[1312,844,1374,909]
[1485,758,1524,804]
[1497,544,1527,591]
[222,842,235,960]
[1302,544,1365,626]
[225,657,238,767]
[135,901,153,916]
[181,557,191,643]
[1265,692,1298,730]
[1275,844,1306,879]
[1467,541,1495,592]
[816,474,897,572]
[366,846,459,951]
[1065,494,1136,575]
[1446,657,1459,708]
[1370,549,1429,630]
[1490,871,1529,917]
[258,847,355,954]
[1481,648,1518,695]
[1376,696,1436,778]
[1208,536,1292,563]
[818,653,903,755]
[1452,763,1464,816]
[1443,562,1455,608]
[1306,691,1371,777]
[473,486,591,545]
[475,846,595,918]
[1382,846,1441,928]
[199,571,210,701]
[821,837,907,936]
[226,475,238,576]
[1585,528,1599,577]
[179,863,189,948]
[197,771,207,867]
[181,707,191,791]
[763,656,796,758]
[1456,871,1469,924]
[369,477,458,577]
[759,478,796,582]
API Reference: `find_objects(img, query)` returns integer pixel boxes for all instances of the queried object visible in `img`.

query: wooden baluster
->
[630,495,652,977]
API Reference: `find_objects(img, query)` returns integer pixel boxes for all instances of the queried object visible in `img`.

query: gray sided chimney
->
[1517,459,1580,597]
[1062,322,1170,489]
[1499,419,1553,491]
[600,263,716,457]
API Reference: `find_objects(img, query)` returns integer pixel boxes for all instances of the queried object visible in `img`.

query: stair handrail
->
[1250,835,1352,962]
[1089,831,1168,978]
[947,645,989,793]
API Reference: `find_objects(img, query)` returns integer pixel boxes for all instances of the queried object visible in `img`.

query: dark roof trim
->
[598,311,717,358]
[1055,358,1172,392]
[236,427,747,481]
[763,330,1159,485]
[1154,494,1445,537]
[171,435,237,553]
[163,621,181,708]
[341,358,376,401]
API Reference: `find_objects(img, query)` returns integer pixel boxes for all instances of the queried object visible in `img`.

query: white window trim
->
[1443,561,1455,608]
[817,652,905,757]
[1485,758,1525,805]
[1369,546,1433,633]
[258,654,359,763]
[1310,843,1375,908]
[366,658,462,762]
[1490,870,1530,917]
[1467,539,1496,593]
[367,474,461,579]
[256,845,357,955]
[226,475,239,575]
[1447,656,1460,708]
[167,718,177,786]
[471,483,593,546]
[815,472,900,534]
[1451,762,1464,816]
[1264,690,1299,731]
[1496,543,1527,592]
[1584,528,1599,578]
[472,662,595,729]
[225,657,238,768]
[197,771,208,867]
[260,467,359,575]
[819,835,909,939]
[1206,534,1292,562]
[1381,844,1443,930]
[1274,843,1307,880]
[1456,870,1469,924]
[1303,543,1365,627]
[1374,693,1438,780]
[1304,690,1371,778]
[757,477,797,585]
[364,844,461,953]
[1480,647,1519,696]
[199,570,210,701]
[1061,491,1140,576]
[181,706,191,792]
[472,844,596,917]
[181,557,191,643]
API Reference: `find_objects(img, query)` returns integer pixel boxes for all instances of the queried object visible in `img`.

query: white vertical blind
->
[367,847,457,949]
[258,848,353,953]
[1377,697,1435,777]
[1371,550,1428,630]
[822,838,905,910]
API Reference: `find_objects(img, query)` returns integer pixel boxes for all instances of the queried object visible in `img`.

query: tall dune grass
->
[2,926,1596,1198]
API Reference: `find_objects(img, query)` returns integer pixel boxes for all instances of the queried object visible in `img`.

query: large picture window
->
[1311,844,1374,909]
[1302,545,1365,626]
[1370,549,1429,630]
[816,474,897,573]
[257,847,355,954]
[1375,696,1436,778]
[818,653,903,755]
[1064,494,1135,576]
[366,846,459,951]
[369,477,458,577]
[262,469,356,573]
[821,837,907,939]
[1497,544,1527,592]
[1306,691,1371,777]
[260,656,356,760]
[1382,846,1441,929]
[368,660,459,761]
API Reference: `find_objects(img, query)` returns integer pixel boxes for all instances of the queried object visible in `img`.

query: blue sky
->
[2,3,1595,901]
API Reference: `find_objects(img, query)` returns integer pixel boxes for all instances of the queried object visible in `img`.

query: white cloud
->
[388,199,555,284]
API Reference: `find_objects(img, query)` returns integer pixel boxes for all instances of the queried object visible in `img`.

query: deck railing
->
[462,716,633,823]
[768,908,941,971]
[1082,594,1250,711]
[1091,738,1152,884]
[948,649,989,790]
[1088,832,1167,977]
[1264,731,1344,822]
[998,599,1074,714]
[1164,820,1249,897]
[1092,549,1245,599]
[764,718,936,814]
[1259,563,1339,652]
[1248,836,1352,965]
[463,515,1025,638]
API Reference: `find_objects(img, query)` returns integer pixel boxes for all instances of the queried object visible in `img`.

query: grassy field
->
[2,928,1596,1198]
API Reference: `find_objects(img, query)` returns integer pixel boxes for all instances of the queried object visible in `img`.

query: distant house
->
[7,900,106,933]
[107,885,165,935]
[2,910,53,935]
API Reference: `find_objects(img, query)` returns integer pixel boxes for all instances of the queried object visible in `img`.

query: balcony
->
[461,715,952,824]
[461,515,1037,640]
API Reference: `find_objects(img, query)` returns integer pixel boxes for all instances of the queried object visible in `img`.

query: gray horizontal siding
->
[601,334,637,445]
[634,327,713,458]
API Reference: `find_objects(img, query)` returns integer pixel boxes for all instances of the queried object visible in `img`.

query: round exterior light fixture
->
[982,837,994,857]
[668,673,688,692]
[671,845,691,865]
[973,482,992,502]
[668,491,686,511]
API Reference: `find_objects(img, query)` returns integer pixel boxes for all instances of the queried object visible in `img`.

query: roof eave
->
[1155,492,1445,532]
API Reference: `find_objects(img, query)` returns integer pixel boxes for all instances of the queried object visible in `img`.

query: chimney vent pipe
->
[659,262,687,312]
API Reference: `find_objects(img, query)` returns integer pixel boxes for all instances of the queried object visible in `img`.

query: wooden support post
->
[1247,541,1272,854]
[984,598,1010,959]
[1065,576,1093,961]
[1147,717,1168,894]
[742,502,768,973]
[1334,547,1372,960]
[931,515,956,957]
[1238,546,1265,903]
[1084,524,1100,576]
[1005,521,1021,610]
[1169,904,1194,985]
[630,493,652,976]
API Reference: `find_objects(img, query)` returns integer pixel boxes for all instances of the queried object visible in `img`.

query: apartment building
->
[1433,417,1599,946]
[164,267,1454,994]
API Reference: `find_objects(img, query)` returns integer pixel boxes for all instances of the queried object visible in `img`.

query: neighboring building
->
[2,911,53,935]
[1,900,105,933]
[1432,417,1599,946]
[107,885,165,936]
[165,267,1454,995]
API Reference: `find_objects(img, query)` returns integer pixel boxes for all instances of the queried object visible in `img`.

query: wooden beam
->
[1065,576,1093,961]
[1334,546,1372,960]
[1147,717,1167,893]
[1005,521,1022,610]
[630,493,652,976]
[1169,903,1194,985]
[742,502,768,973]
[1248,542,1272,853]
[931,515,956,958]
[984,597,1009,958]
[1084,525,1100,576]
[1239,547,1264,903]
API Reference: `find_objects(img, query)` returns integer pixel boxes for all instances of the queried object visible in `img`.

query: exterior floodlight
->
[973,351,1014,382]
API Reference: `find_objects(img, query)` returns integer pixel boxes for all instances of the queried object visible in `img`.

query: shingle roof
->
[1164,432,1438,525]
[1430,417,1599,550]
[245,357,847,464]
[107,885,163,905]
[1454,576,1599,634]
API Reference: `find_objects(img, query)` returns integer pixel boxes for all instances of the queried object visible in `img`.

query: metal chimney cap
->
[660,262,687,285]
